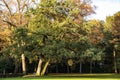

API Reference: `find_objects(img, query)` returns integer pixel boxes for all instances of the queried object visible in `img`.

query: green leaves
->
[5,0,95,69]
[83,48,104,61]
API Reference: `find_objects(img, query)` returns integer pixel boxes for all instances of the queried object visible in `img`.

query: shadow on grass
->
[1,74,119,80]
[46,74,120,79]
[23,74,120,79]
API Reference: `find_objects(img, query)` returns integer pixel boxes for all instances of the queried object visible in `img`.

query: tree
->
[85,20,104,45]
[83,48,104,73]
[1,0,94,75]
[0,0,38,28]
[0,0,39,75]
[82,19,105,73]
[111,12,120,74]
[26,0,94,76]
[104,11,120,73]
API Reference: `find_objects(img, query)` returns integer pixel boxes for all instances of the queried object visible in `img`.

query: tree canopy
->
[0,0,120,76]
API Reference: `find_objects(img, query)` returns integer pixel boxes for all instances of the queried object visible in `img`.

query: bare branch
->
[17,0,20,11]
[2,0,12,16]
[3,20,17,27]
[21,0,27,12]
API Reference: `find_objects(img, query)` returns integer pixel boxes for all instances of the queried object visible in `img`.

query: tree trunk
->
[56,64,58,73]
[21,54,26,74]
[41,59,50,76]
[3,69,5,75]
[90,61,92,73]
[67,65,70,73]
[14,63,19,74]
[36,58,43,76]
[79,62,82,73]
[113,50,118,74]
[70,66,72,73]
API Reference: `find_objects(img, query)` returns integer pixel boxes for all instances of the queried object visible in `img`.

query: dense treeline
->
[0,0,120,76]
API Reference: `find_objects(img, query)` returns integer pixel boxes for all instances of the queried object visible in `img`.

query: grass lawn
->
[0,74,120,80]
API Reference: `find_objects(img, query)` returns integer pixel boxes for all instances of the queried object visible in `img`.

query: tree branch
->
[3,20,17,27]
[2,0,12,16]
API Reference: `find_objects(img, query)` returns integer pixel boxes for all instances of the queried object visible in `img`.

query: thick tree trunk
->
[79,62,82,73]
[41,59,50,76]
[36,58,43,76]
[90,61,92,73]
[21,54,26,74]
[113,50,118,73]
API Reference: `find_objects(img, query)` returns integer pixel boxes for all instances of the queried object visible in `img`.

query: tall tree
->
[0,0,39,74]
[27,0,94,76]
[83,19,105,73]
[104,11,120,73]
[111,12,120,74]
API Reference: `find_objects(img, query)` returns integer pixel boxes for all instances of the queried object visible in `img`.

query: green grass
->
[0,74,120,80]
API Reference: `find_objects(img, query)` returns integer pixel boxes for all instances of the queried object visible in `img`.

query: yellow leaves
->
[85,20,104,45]
[68,59,73,66]
[88,20,101,28]
[114,11,120,17]
[32,0,35,2]
[27,32,32,36]
[58,20,67,27]
[4,29,11,35]
[0,28,11,38]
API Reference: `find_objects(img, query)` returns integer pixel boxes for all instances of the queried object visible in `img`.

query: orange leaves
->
[88,20,104,45]
[69,0,94,24]
[0,29,11,37]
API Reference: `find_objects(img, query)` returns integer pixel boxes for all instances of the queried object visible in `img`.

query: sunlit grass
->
[0,74,120,80]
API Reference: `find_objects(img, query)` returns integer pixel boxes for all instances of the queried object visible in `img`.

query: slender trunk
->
[36,58,43,76]
[90,61,92,73]
[67,65,69,73]
[3,69,5,75]
[14,64,19,74]
[21,54,26,74]
[41,59,50,76]
[79,62,82,73]
[113,50,117,74]
[70,66,72,73]
[56,64,58,73]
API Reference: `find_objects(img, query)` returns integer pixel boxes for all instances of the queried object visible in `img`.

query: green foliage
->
[0,56,14,73]
[25,0,94,63]
[83,48,104,61]
[3,0,112,74]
